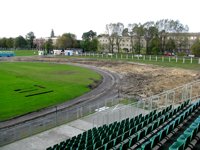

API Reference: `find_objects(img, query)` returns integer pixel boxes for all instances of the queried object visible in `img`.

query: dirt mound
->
[77,60,200,99]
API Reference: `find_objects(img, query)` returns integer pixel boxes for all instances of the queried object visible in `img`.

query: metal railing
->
[91,79,200,127]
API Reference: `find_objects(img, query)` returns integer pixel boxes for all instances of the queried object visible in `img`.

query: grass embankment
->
[0,62,101,121]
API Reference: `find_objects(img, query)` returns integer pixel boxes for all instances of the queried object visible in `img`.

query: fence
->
[0,97,124,146]
[0,80,200,146]
[91,79,200,127]
[79,53,200,64]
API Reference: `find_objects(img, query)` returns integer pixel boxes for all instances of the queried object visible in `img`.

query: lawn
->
[13,50,38,56]
[0,62,101,121]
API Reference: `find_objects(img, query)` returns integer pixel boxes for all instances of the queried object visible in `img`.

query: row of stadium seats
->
[111,100,191,150]
[46,99,200,150]
[134,100,200,150]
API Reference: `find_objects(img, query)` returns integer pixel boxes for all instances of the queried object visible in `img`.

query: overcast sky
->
[0,0,200,39]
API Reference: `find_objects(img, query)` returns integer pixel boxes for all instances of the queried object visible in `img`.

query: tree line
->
[0,19,200,56]
[101,19,191,55]
[0,32,36,49]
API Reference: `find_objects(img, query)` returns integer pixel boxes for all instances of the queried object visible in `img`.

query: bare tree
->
[106,22,124,53]
[128,23,137,53]
[156,19,189,53]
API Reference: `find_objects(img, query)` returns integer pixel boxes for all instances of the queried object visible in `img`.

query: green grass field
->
[0,62,101,121]
[13,50,38,56]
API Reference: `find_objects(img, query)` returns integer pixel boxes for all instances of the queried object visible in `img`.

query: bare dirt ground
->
[72,59,200,100]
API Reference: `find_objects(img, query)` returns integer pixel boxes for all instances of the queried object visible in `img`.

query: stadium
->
[0,54,200,150]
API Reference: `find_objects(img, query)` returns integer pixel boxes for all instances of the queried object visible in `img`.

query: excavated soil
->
[73,60,200,99]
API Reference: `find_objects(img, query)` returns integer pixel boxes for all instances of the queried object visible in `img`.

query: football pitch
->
[0,62,101,121]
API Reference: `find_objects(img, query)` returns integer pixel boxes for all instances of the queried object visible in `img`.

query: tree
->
[149,37,160,55]
[81,30,98,51]
[81,31,99,52]
[115,34,123,53]
[106,22,124,53]
[156,19,189,53]
[128,23,137,53]
[98,43,109,52]
[35,38,45,50]
[143,21,158,54]
[50,29,55,38]
[14,36,27,49]
[26,32,35,48]
[82,30,96,40]
[191,39,200,57]
[0,38,8,49]
[56,33,77,49]
[45,39,53,54]
[166,38,176,52]
[122,28,129,36]
[132,23,144,54]
[6,38,14,48]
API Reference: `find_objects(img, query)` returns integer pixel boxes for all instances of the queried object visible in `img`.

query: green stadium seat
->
[135,119,140,126]
[176,134,191,150]
[102,136,109,144]
[159,116,165,125]
[137,123,143,131]
[168,122,175,134]
[141,140,152,150]
[106,140,114,149]
[139,114,143,118]
[140,116,145,122]
[148,117,153,124]
[94,140,102,149]
[138,129,146,140]
[124,124,129,132]
[146,125,152,135]
[152,121,158,130]
[152,113,158,121]
[115,135,123,145]
[130,122,135,129]
[144,114,149,120]
[78,143,86,150]
[159,127,167,141]
[129,126,137,136]
[130,118,134,124]
[184,128,195,141]
[174,118,179,128]
[129,134,138,147]
[157,111,162,117]
[169,141,184,150]
[121,140,129,150]
[150,133,160,147]
[111,132,117,139]
[123,131,129,140]
[86,144,93,150]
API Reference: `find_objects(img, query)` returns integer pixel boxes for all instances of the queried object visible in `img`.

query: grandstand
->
[46,99,200,150]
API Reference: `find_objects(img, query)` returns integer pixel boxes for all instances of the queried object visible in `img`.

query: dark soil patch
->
[25,90,53,97]
[88,78,102,89]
